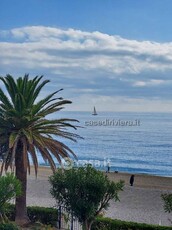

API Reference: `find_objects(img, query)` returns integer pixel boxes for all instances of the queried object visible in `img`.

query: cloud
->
[133,79,166,87]
[1,26,172,76]
[0,26,172,111]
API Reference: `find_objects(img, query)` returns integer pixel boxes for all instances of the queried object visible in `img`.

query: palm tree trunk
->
[15,146,30,225]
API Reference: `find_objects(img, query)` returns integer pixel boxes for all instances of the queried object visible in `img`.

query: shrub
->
[6,204,58,226]
[27,206,58,226]
[49,165,124,230]
[0,223,19,230]
[92,217,172,230]
[0,173,21,223]
[161,193,172,213]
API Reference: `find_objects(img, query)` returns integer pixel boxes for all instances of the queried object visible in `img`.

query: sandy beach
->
[11,166,172,227]
[104,172,172,226]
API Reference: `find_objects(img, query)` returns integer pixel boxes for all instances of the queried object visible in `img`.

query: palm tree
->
[0,74,80,225]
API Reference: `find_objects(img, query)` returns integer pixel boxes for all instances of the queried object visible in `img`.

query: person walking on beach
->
[130,175,135,186]
[106,162,110,173]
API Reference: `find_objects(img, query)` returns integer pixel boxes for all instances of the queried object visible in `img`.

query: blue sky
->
[1,0,172,112]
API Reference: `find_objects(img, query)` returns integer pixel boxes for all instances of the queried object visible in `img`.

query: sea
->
[38,111,172,177]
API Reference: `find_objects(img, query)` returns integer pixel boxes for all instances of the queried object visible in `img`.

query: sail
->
[92,106,97,115]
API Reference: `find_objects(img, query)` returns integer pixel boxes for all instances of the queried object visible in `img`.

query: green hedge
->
[5,205,172,229]
[27,206,58,226]
[0,223,18,230]
[92,217,172,230]
[6,204,58,226]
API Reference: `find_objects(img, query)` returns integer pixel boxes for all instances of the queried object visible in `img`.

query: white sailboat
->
[92,106,97,115]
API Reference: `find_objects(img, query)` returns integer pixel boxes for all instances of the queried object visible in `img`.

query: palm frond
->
[28,144,38,176]
[9,132,20,149]
[0,88,13,109]
[36,144,56,173]
[0,75,18,105]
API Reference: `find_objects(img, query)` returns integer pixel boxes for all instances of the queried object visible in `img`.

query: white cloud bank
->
[0,26,172,111]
